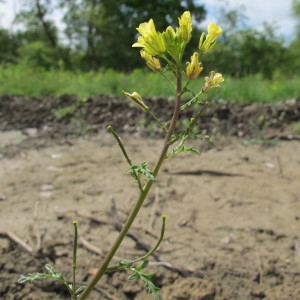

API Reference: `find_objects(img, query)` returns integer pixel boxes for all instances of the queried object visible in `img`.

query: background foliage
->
[1,0,300,100]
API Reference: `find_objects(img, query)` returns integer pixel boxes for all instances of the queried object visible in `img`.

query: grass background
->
[0,65,299,103]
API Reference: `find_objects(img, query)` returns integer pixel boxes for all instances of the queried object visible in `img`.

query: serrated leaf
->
[18,264,66,285]
[140,274,161,300]
[135,260,149,271]
[119,260,132,269]
[127,260,161,300]
[18,273,53,283]
[45,264,57,275]
[75,286,86,295]
[167,146,200,158]
[180,147,200,155]
[127,161,155,181]
[45,264,64,280]
[144,279,161,300]
[128,272,140,280]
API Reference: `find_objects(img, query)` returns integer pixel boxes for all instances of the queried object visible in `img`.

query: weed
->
[18,11,224,299]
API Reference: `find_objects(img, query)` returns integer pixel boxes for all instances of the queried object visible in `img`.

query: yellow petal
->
[179,11,192,41]
[186,52,203,80]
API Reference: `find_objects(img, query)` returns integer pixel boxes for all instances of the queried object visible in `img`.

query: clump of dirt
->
[0,95,300,299]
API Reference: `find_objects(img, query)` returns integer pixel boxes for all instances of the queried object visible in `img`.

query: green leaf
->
[126,260,161,300]
[18,264,66,284]
[128,272,140,280]
[127,161,155,181]
[75,286,86,295]
[180,147,200,155]
[118,260,132,269]
[135,260,149,271]
[167,145,200,158]
[18,272,53,283]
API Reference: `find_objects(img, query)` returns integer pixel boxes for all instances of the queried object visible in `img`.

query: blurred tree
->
[0,29,20,64]
[203,26,286,79]
[201,5,287,79]
[2,0,295,77]
[292,0,300,17]
[13,0,74,69]
[285,0,300,74]
[15,0,58,47]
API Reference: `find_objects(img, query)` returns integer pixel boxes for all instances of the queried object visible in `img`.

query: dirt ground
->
[0,95,300,300]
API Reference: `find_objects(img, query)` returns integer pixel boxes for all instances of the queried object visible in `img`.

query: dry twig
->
[0,231,33,253]
[80,237,104,256]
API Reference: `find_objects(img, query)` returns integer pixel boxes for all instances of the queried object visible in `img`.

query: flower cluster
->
[133,11,193,67]
[128,11,224,110]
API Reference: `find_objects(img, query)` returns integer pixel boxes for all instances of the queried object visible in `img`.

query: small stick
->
[149,261,193,277]
[33,201,42,250]
[0,231,33,253]
[73,211,112,226]
[80,237,103,256]
[94,286,120,300]
[133,225,158,239]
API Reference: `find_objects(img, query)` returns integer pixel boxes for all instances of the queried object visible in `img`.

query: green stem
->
[188,101,209,129]
[132,215,166,263]
[72,220,78,299]
[106,214,166,272]
[145,108,168,133]
[78,69,182,300]
[107,125,143,191]
[180,89,204,110]
[158,69,176,89]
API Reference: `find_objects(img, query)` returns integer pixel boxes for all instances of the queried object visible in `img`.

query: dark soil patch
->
[1,94,299,140]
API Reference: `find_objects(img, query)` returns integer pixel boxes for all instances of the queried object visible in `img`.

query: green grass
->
[0,64,299,103]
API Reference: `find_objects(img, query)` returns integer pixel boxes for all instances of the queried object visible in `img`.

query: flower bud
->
[186,52,203,80]
[199,23,223,53]
[122,91,149,111]
[140,50,161,72]
[202,71,224,93]
[178,11,192,41]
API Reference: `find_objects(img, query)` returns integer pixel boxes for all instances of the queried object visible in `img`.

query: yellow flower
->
[207,23,223,39]
[140,50,161,72]
[202,71,224,93]
[199,23,223,53]
[132,19,165,56]
[186,52,203,80]
[122,91,149,111]
[136,18,157,37]
[178,11,192,41]
[162,26,176,49]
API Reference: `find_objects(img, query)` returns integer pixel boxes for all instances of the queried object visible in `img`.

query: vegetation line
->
[0,66,299,103]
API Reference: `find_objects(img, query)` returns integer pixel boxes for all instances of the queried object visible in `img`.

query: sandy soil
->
[0,96,300,299]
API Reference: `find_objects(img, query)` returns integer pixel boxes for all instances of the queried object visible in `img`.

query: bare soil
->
[0,95,300,300]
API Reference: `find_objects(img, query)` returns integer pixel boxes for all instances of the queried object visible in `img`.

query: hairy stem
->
[78,68,182,300]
